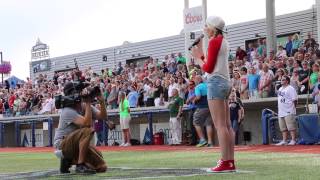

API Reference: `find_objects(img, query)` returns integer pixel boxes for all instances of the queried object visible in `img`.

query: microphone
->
[188,34,204,50]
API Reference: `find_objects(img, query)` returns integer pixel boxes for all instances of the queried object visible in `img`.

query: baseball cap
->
[63,81,89,96]
[206,16,225,32]
[63,82,77,95]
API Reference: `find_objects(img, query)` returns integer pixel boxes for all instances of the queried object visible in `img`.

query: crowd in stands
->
[0,52,194,117]
[1,32,319,118]
[228,32,320,102]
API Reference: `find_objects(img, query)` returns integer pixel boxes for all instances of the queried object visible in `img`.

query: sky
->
[0,0,316,80]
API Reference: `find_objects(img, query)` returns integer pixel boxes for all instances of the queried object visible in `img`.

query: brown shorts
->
[60,128,106,171]
[193,108,212,127]
[278,115,296,131]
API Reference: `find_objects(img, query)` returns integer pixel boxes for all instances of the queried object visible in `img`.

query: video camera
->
[55,59,101,109]
[55,81,101,109]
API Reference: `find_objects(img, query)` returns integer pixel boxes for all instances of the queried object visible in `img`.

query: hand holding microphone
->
[188,34,204,51]
[190,34,205,63]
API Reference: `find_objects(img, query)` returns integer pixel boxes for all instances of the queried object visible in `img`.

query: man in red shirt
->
[8,91,16,110]
[236,47,247,61]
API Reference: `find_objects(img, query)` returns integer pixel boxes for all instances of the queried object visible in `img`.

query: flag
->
[143,127,152,145]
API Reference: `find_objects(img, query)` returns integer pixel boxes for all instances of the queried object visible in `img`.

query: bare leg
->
[121,130,126,144]
[195,125,205,140]
[206,125,214,145]
[289,130,296,141]
[208,99,232,160]
[224,101,235,160]
[125,129,131,144]
[282,131,288,141]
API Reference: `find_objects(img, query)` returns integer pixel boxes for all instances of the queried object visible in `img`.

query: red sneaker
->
[206,159,236,173]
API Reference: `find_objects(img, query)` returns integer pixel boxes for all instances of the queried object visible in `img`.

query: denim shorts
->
[207,75,231,100]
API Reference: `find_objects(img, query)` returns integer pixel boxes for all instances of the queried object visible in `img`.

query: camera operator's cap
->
[63,82,77,96]
[206,16,226,32]
[64,82,91,96]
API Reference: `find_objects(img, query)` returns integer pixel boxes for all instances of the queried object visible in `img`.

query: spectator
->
[309,63,319,90]
[248,66,260,99]
[257,38,266,58]
[168,77,178,99]
[117,62,124,75]
[258,64,273,98]
[153,79,164,107]
[193,75,214,147]
[160,62,169,74]
[286,57,295,76]
[285,35,293,57]
[236,47,247,60]
[8,91,15,112]
[146,81,155,107]
[276,75,298,146]
[185,80,197,145]
[311,74,320,105]
[13,94,21,116]
[291,33,302,56]
[246,43,254,62]
[168,88,183,145]
[298,61,310,94]
[239,67,249,99]
[304,32,316,50]
[290,69,300,93]
[269,60,277,75]
[94,104,104,146]
[176,76,187,100]
[276,45,287,59]
[228,92,242,145]
[37,93,55,115]
[315,43,320,59]
[177,52,186,64]
[231,72,241,96]
[118,91,131,147]
[127,86,139,108]
[273,68,285,95]
[107,85,118,109]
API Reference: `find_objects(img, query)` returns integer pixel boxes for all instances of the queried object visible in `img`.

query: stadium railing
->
[0,106,191,147]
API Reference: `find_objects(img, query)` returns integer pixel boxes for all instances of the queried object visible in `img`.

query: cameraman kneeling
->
[54,82,108,174]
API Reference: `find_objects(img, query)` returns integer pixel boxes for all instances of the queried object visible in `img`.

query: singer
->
[191,16,236,173]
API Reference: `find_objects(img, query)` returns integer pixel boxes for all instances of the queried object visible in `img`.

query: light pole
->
[317,0,320,43]
[113,49,126,67]
[266,0,277,57]
[0,52,3,84]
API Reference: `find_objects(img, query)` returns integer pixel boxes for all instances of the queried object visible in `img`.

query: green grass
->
[0,151,320,179]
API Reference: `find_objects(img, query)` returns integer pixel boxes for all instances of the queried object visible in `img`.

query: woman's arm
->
[191,36,223,73]
[202,36,224,73]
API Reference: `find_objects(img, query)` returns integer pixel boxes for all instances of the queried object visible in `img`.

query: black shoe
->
[60,158,72,174]
[76,163,96,174]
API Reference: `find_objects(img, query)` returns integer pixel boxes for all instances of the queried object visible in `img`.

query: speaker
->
[102,55,108,62]
[243,131,251,142]
[190,32,195,40]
